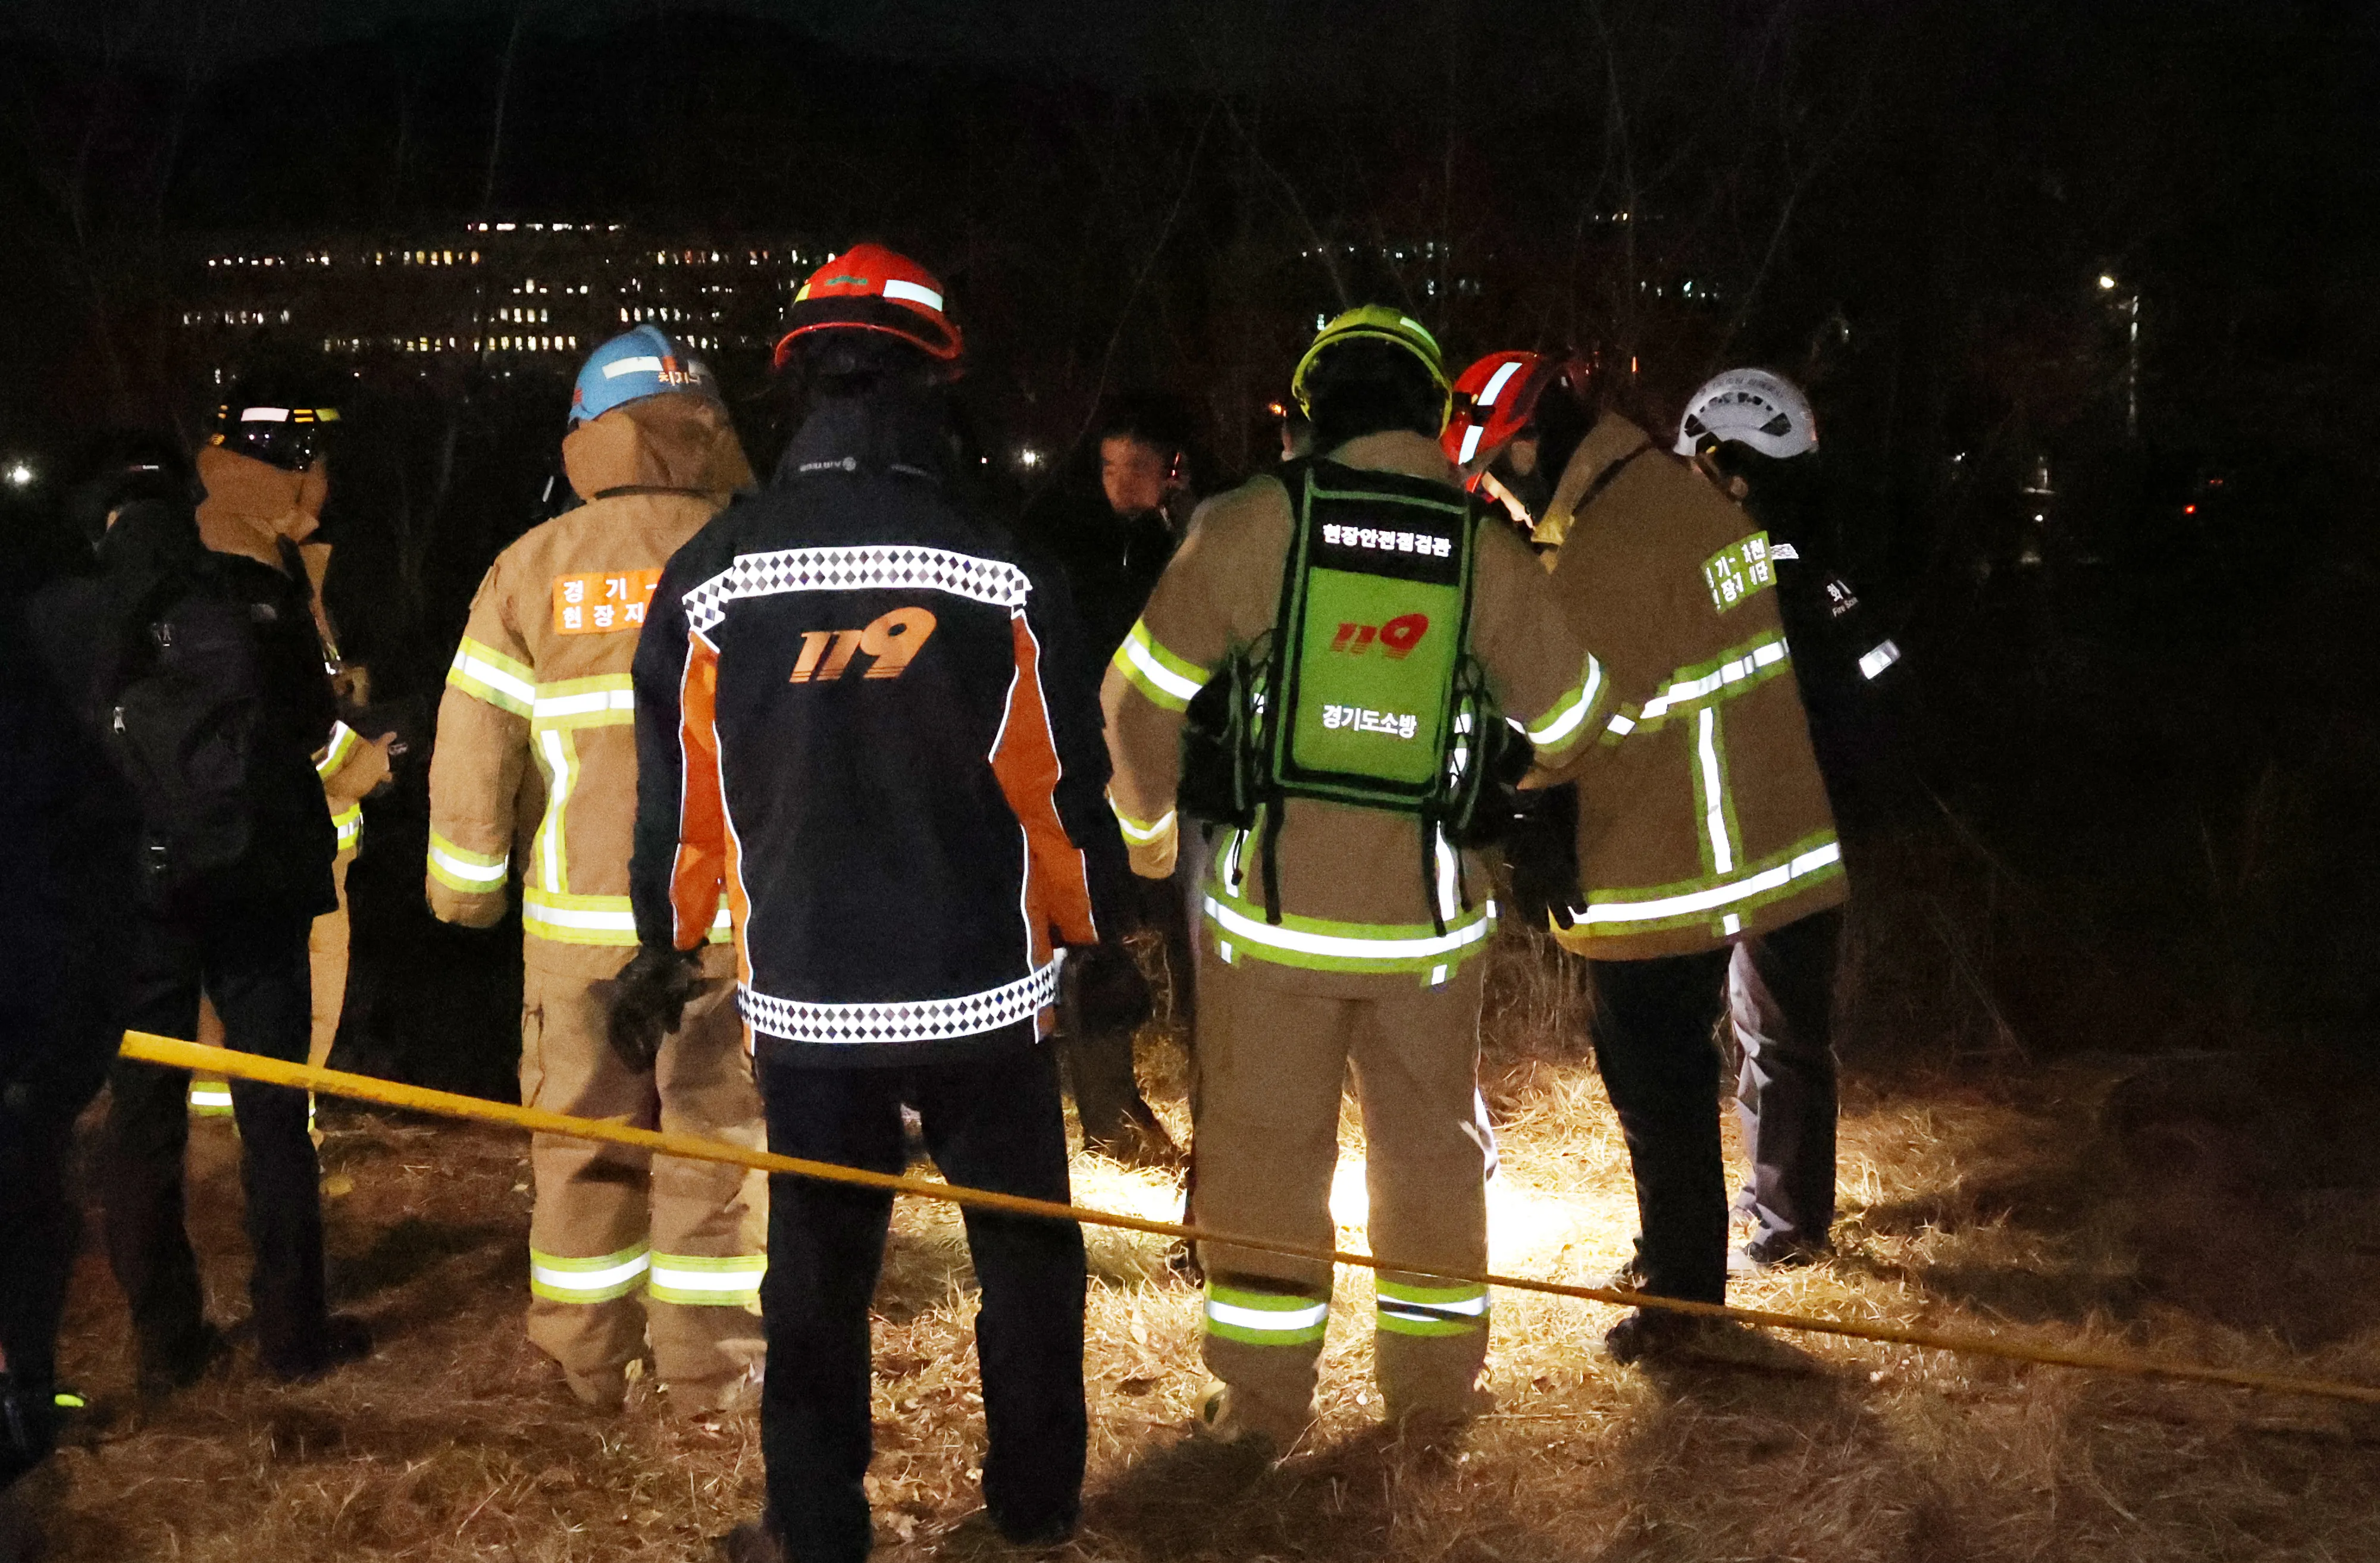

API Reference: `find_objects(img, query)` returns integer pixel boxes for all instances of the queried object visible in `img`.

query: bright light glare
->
[2,462,33,488]
[1330,1156,1595,1272]
[2097,273,2119,291]
[1017,447,1042,469]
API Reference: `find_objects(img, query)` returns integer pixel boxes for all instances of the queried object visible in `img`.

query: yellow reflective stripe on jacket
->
[1520,651,1607,762]
[647,1252,766,1307]
[1612,629,1793,739]
[315,720,361,777]
[1691,706,1745,877]
[1111,619,1210,713]
[1375,1277,1489,1337]
[1202,876,1494,980]
[529,1243,649,1304]
[427,832,508,893]
[524,888,731,946]
[187,1079,234,1116]
[1110,800,1176,846]
[1203,1281,1331,1346]
[1570,829,1844,940]
[533,728,579,894]
[331,803,363,853]
[447,637,536,718]
[531,673,635,730]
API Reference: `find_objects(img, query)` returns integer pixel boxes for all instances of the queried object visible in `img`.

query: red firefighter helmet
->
[1440,350,1590,490]
[772,243,963,368]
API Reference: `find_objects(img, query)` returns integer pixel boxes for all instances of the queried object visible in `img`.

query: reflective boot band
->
[188,1080,234,1116]
[647,1252,767,1306]
[1204,1283,1332,1346]
[1375,1279,1490,1338]
[530,1244,651,1304]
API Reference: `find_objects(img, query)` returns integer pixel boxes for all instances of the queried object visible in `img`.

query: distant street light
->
[1016,447,1042,470]
[2097,272,2119,292]
[3,461,33,488]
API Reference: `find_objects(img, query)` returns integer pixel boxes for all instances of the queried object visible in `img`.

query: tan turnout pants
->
[308,851,354,1069]
[1192,951,1492,1439]
[521,963,768,1396]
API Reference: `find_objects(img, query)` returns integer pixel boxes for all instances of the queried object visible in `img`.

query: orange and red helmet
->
[772,243,963,368]
[1440,350,1590,488]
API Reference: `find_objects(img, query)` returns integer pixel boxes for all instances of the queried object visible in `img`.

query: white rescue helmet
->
[1674,368,1818,461]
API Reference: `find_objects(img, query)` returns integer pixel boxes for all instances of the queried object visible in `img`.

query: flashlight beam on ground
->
[117,1032,2380,1408]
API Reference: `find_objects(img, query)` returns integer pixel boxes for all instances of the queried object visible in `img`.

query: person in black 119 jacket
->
[621,244,1128,1563]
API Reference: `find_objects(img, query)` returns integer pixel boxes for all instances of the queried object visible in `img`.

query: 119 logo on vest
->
[552,570,661,634]
[788,607,937,682]
[1330,612,1430,659]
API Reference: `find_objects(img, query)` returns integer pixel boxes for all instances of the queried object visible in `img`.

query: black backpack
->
[100,574,281,913]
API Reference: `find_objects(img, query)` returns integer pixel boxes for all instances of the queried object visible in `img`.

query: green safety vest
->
[1183,459,1522,933]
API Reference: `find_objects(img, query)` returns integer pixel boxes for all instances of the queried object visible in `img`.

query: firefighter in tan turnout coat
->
[1104,310,1612,1449]
[1533,393,1846,1359]
[426,328,767,1412]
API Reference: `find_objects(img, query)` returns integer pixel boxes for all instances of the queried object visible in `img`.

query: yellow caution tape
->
[118,1032,2380,1407]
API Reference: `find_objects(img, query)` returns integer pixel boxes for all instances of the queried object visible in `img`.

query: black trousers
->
[757,1042,1085,1562]
[1584,948,1734,1304]
[104,907,331,1376]
[1,1090,82,1468]
[1727,909,1843,1253]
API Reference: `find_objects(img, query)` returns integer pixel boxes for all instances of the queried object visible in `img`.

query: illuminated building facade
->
[180,220,820,375]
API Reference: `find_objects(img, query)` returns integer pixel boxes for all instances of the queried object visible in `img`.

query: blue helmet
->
[570,325,721,425]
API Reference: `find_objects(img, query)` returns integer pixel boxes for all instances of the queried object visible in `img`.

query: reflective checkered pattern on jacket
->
[682,546,1033,634]
[737,956,1062,1045]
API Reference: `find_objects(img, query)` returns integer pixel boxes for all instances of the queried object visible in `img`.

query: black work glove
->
[1504,782,1582,932]
[607,945,703,1073]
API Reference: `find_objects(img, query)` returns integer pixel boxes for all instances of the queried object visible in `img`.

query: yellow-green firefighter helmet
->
[1289,305,1452,425]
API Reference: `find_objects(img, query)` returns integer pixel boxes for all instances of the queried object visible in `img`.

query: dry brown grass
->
[22,925,2380,1561]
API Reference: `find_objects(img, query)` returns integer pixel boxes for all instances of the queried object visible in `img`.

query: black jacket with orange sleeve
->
[628,390,1129,1068]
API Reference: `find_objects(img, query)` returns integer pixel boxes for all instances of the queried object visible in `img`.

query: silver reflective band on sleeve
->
[1859,640,1901,680]
[455,652,537,708]
[1206,1298,1331,1335]
[1606,713,1637,736]
[1114,807,1176,845]
[1579,841,1843,926]
[1526,656,1605,748]
[524,899,635,933]
[1120,633,1205,704]
[533,687,635,721]
[429,843,508,886]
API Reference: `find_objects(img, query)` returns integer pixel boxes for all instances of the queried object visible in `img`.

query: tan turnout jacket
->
[427,395,751,978]
[1103,430,1610,997]
[1537,414,1844,961]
